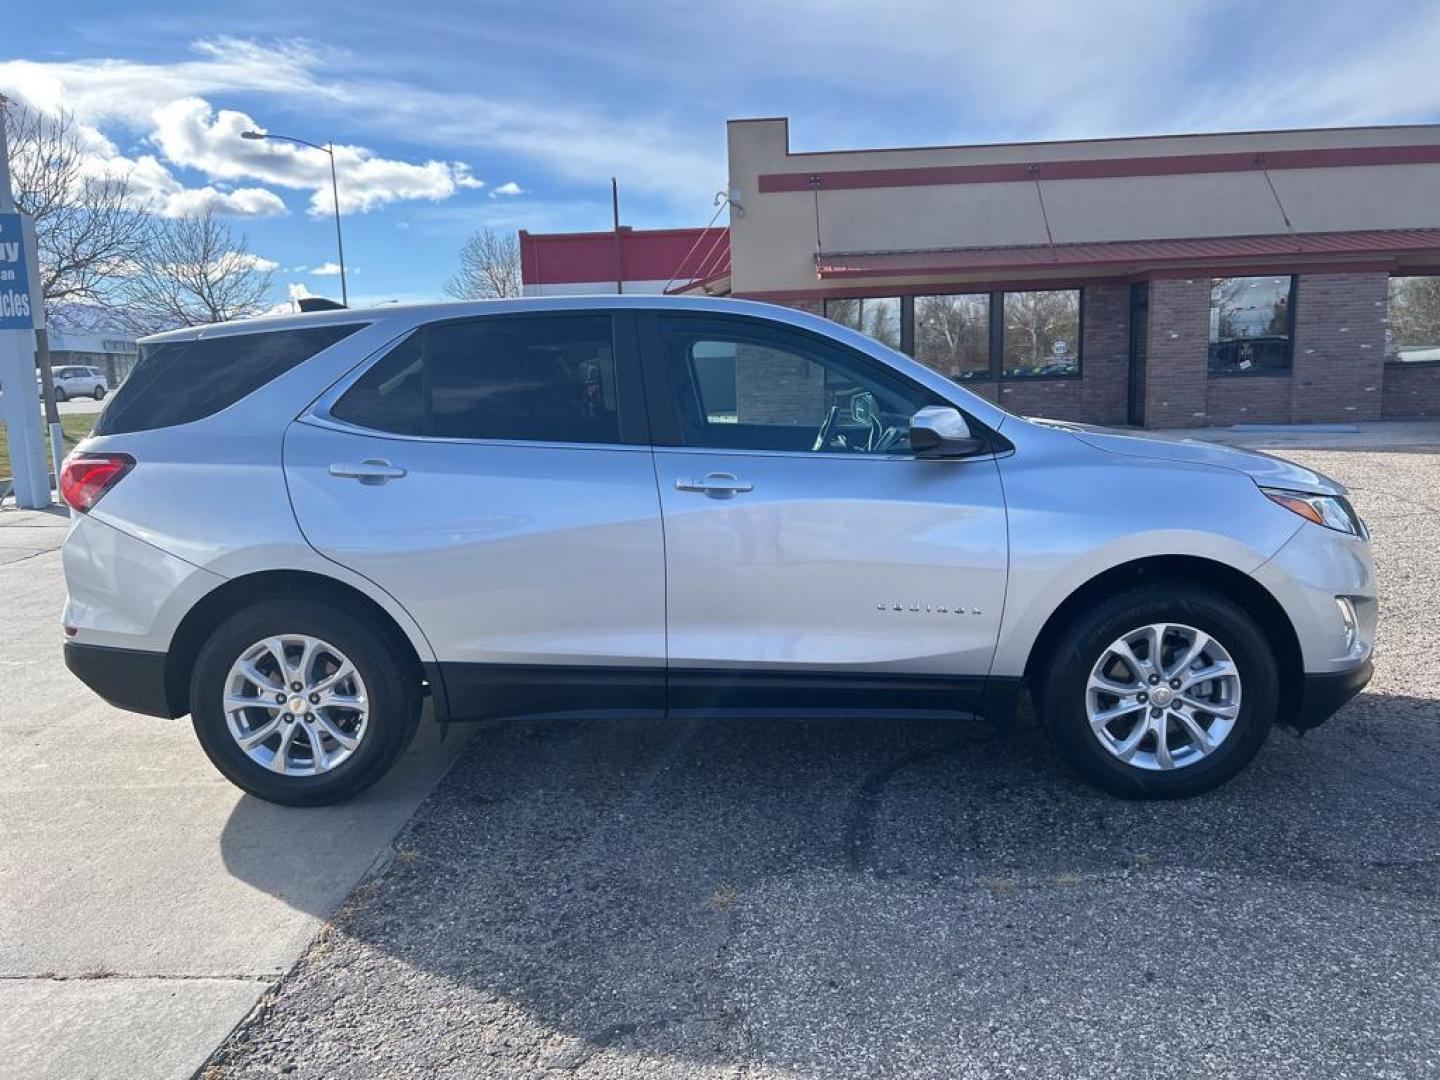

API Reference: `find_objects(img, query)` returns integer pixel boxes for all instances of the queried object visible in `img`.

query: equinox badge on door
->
[878,602,983,615]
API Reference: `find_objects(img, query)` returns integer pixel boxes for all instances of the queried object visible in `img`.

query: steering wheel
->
[872,421,905,454]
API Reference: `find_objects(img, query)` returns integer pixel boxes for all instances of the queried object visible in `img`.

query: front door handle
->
[329,459,407,485]
[675,472,754,498]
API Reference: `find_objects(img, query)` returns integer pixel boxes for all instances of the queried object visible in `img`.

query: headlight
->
[1261,487,1366,537]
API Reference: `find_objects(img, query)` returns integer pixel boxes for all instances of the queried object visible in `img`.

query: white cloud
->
[146,97,485,216]
[262,279,315,316]
[6,99,289,220]
[0,38,720,210]
[490,181,524,197]
[0,39,329,128]
[218,251,278,274]
[159,185,288,218]
[308,262,343,276]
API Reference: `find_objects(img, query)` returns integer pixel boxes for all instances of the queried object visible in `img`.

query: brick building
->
[520,117,1440,427]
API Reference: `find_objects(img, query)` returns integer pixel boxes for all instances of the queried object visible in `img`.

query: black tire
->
[53,387,67,402]
[1035,583,1277,799]
[93,386,106,400]
[190,599,422,806]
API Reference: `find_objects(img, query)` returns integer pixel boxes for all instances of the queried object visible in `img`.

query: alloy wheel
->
[1085,622,1241,771]
[223,634,369,776]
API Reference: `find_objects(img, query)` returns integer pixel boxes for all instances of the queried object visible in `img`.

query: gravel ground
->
[203,446,1440,1080]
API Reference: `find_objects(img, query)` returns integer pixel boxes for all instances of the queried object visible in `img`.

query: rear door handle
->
[329,459,407,485]
[675,472,754,498]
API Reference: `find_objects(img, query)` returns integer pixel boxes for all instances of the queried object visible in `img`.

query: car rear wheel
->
[1036,583,1277,798]
[190,599,422,806]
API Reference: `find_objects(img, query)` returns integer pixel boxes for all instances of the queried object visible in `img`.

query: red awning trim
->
[813,229,1440,279]
[760,143,1440,193]
[520,227,729,286]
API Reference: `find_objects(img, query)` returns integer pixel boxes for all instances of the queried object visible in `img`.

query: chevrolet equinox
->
[58,297,1376,805]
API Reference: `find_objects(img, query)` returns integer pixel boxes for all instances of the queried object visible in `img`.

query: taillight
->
[59,452,134,513]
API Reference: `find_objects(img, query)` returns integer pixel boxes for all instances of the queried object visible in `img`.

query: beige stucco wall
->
[727,118,1440,296]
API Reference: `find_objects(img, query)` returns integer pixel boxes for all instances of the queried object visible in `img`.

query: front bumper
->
[1290,658,1373,732]
[64,641,180,718]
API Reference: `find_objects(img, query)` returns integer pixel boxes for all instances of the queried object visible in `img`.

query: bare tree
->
[445,226,522,299]
[5,97,155,430]
[4,100,150,309]
[117,209,274,332]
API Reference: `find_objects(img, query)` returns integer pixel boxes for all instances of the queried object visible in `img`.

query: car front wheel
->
[53,387,67,402]
[190,599,422,806]
[1037,583,1278,798]
[93,386,106,400]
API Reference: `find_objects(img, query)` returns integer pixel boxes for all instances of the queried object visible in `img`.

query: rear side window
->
[94,324,365,436]
[330,315,620,444]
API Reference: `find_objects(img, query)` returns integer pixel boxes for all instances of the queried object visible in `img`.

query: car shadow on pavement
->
[214,712,470,923]
[210,687,1440,1078]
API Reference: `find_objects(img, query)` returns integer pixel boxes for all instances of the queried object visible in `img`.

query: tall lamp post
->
[240,130,348,306]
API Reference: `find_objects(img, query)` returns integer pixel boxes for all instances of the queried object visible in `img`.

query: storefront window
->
[914,293,990,379]
[1386,276,1440,363]
[824,297,902,351]
[1002,290,1080,377]
[1208,276,1293,375]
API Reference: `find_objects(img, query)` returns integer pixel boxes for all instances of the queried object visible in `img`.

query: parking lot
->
[197,443,1440,1080]
[4,439,1439,1080]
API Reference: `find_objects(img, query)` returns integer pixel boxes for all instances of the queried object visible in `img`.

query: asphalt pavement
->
[197,443,1440,1080]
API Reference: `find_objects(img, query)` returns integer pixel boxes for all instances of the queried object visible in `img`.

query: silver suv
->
[47,364,109,402]
[59,298,1376,805]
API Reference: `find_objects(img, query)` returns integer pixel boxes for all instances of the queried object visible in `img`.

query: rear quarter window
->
[94,324,365,436]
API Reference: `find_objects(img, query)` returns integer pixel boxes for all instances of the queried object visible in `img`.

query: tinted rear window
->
[94,324,365,436]
[330,315,620,444]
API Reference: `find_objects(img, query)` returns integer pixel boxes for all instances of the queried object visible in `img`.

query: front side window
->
[1003,290,1080,377]
[1386,276,1440,363]
[331,314,620,444]
[1209,276,1294,375]
[824,297,902,351]
[915,293,989,379]
[661,317,940,455]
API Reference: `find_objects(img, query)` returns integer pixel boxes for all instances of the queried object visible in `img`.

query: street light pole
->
[326,144,347,306]
[240,130,348,306]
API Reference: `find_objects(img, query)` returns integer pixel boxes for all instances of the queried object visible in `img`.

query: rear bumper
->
[1291,659,1373,731]
[64,641,181,718]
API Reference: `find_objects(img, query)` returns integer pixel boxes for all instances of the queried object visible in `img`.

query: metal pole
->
[0,95,51,507]
[328,144,347,306]
[611,177,622,295]
[37,327,64,485]
[1,98,62,487]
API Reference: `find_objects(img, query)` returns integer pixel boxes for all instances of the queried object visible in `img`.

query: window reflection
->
[1003,290,1080,377]
[1208,276,1293,375]
[1386,276,1440,363]
[915,293,989,379]
[824,297,902,351]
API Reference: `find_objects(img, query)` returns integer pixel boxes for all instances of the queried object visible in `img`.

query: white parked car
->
[45,364,109,402]
[58,297,1376,805]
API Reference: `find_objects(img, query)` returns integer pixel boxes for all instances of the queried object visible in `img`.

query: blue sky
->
[5,0,1440,308]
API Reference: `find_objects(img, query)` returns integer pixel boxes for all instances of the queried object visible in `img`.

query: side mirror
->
[909,406,986,457]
